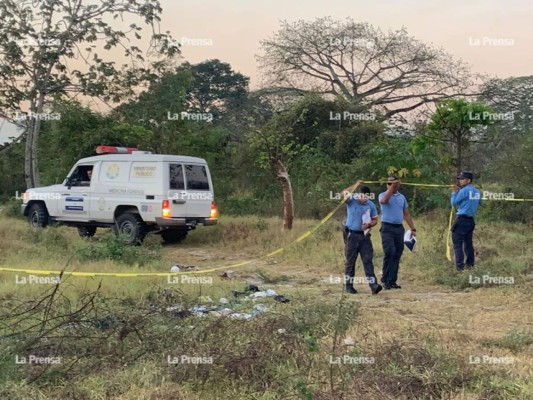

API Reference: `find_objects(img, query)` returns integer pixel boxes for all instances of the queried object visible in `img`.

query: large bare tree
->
[0,0,179,188]
[258,17,477,119]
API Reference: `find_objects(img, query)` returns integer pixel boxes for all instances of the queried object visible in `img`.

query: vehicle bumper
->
[21,204,27,216]
[155,217,218,227]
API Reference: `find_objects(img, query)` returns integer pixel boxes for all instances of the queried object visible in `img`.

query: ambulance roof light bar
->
[96,146,138,154]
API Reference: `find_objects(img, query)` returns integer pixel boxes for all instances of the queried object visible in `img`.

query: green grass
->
[0,210,532,399]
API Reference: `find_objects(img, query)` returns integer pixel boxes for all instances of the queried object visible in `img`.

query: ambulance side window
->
[68,165,93,186]
[169,164,185,189]
[185,165,209,190]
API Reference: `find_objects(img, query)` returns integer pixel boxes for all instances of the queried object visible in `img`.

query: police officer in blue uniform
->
[342,181,382,295]
[451,171,481,270]
[379,176,416,289]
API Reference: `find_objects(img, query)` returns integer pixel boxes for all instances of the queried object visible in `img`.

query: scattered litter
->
[273,295,290,303]
[229,313,253,320]
[232,284,260,297]
[220,270,236,279]
[170,264,200,272]
[277,328,287,334]
[251,304,267,316]
[343,337,355,347]
[252,289,277,298]
[161,285,290,320]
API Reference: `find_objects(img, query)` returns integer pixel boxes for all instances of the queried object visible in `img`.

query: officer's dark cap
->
[456,171,474,180]
[359,185,371,194]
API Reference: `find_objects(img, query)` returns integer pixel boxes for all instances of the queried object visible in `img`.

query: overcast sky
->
[1,0,531,143]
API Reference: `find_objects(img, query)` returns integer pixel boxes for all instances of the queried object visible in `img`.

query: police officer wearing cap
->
[341,181,383,295]
[451,171,481,270]
[378,176,416,289]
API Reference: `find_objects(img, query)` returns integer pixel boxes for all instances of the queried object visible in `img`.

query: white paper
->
[362,209,371,236]
[403,229,417,252]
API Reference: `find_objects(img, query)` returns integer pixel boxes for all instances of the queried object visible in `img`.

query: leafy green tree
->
[177,59,249,117]
[39,100,151,185]
[481,76,533,137]
[114,68,192,154]
[0,0,179,188]
[425,99,496,174]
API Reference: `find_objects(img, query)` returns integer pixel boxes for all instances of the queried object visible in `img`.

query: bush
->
[73,233,162,266]
[0,198,25,220]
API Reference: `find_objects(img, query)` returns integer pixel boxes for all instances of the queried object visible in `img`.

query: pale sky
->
[160,0,532,83]
[1,0,531,143]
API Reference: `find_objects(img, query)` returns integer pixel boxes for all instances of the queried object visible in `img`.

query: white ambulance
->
[21,146,218,244]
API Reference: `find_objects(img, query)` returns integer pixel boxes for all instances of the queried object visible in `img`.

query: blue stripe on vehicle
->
[66,197,84,202]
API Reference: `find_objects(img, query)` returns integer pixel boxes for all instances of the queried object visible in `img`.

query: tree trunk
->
[24,121,33,188]
[23,93,45,189]
[31,92,46,188]
[275,160,294,230]
[24,99,36,188]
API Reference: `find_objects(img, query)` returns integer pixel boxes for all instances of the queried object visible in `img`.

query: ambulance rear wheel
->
[115,213,146,245]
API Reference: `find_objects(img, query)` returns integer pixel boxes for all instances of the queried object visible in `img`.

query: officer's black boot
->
[345,281,357,294]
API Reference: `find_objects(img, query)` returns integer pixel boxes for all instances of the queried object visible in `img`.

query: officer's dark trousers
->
[380,223,405,286]
[452,215,475,270]
[345,231,377,287]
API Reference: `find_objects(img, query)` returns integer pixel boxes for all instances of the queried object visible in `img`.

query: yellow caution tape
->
[364,181,450,188]
[446,206,454,261]
[1,180,531,277]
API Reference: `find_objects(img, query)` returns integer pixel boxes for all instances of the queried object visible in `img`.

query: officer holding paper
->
[451,171,481,270]
[341,181,382,295]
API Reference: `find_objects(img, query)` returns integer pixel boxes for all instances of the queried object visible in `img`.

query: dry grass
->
[0,210,532,399]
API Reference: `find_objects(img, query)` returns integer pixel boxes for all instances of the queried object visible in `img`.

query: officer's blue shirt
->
[451,184,481,217]
[378,192,408,224]
[345,196,378,231]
